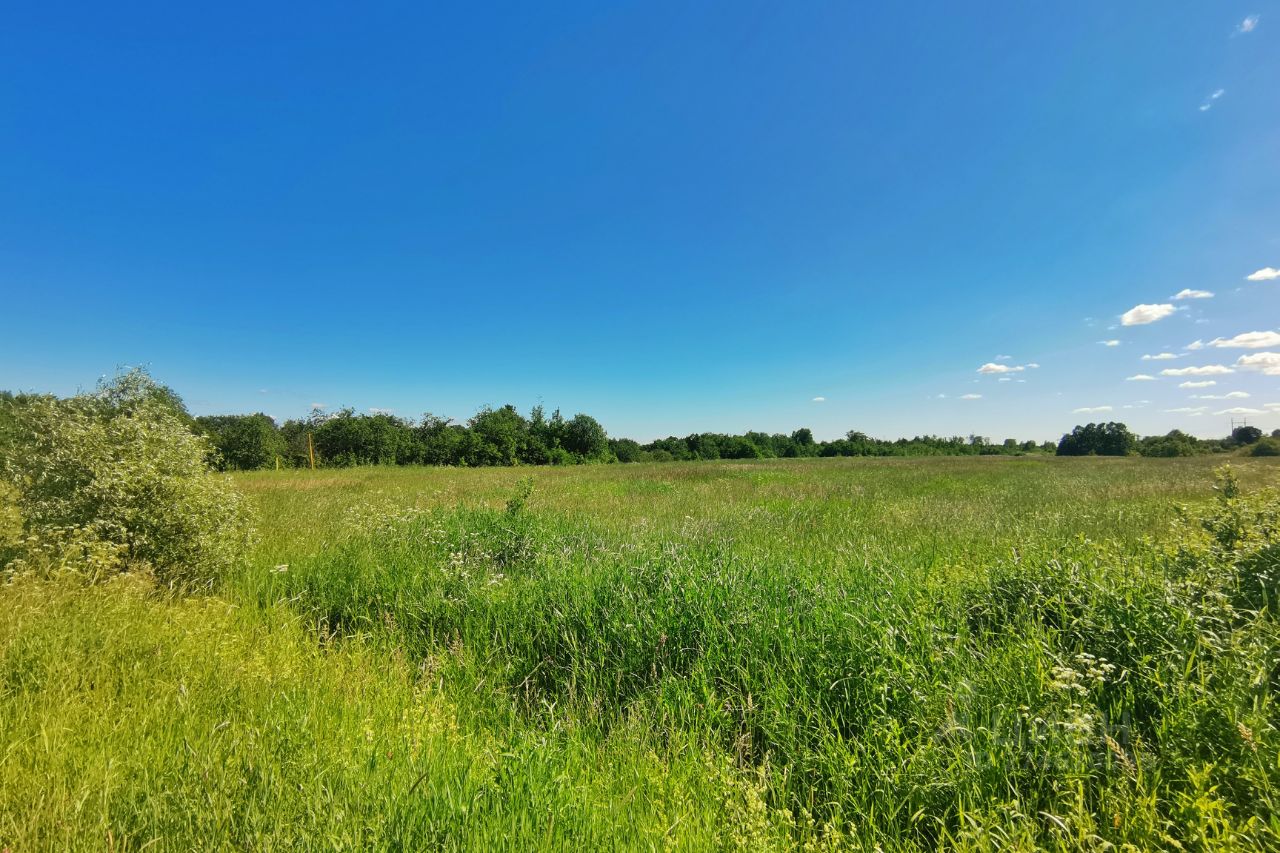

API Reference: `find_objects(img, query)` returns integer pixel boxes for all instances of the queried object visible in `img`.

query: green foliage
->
[0,369,254,588]
[1057,421,1138,456]
[1232,425,1264,446]
[1139,429,1201,457]
[196,413,286,470]
[1251,437,1280,457]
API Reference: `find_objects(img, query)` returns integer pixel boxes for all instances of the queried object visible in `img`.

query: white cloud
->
[812,396,826,402]
[1208,331,1280,349]
[1180,380,1217,388]
[1198,89,1228,111]
[1246,267,1280,281]
[1165,406,1209,414]
[369,407,395,415]
[995,354,1012,361]
[1073,405,1113,414]
[1236,352,1280,375]
[960,393,982,400]
[1238,14,1260,33]
[998,377,1012,382]
[1215,407,1264,416]
[1126,374,1156,381]
[1194,391,1250,400]
[1186,340,1205,351]
[1026,363,1040,369]
[1099,339,1121,347]
[977,362,1026,374]
[1141,352,1178,361]
[258,388,269,394]
[1161,365,1235,376]
[309,402,326,410]
[1172,288,1214,300]
[1121,303,1175,326]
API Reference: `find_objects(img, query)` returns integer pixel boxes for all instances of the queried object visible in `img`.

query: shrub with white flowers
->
[0,368,254,589]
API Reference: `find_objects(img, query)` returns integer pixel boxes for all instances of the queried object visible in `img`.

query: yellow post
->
[275,455,281,471]
[307,433,316,470]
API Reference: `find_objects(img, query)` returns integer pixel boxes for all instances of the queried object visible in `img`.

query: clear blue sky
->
[3,2,1278,441]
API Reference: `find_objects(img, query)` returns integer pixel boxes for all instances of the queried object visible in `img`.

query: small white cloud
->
[935,393,948,399]
[309,402,327,410]
[998,377,1012,382]
[1199,89,1226,111]
[1208,331,1280,349]
[1141,352,1178,361]
[1186,340,1205,351]
[1180,380,1217,388]
[960,393,982,400]
[258,388,269,394]
[1025,363,1040,369]
[977,362,1025,374]
[1073,405,1113,414]
[1215,407,1264,415]
[1165,406,1209,414]
[369,407,395,415]
[1099,339,1121,347]
[812,396,826,402]
[1194,391,1250,400]
[1238,14,1260,34]
[1161,365,1235,376]
[1236,352,1280,375]
[1121,303,1175,326]
[995,354,1012,361]
[1126,374,1156,381]
[1172,288,1214,300]
[1245,267,1280,281]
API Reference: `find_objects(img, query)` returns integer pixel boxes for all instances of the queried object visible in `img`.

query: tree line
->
[4,376,1277,471]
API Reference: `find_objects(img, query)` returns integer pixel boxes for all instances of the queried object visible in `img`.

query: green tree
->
[196,414,285,470]
[1056,422,1137,457]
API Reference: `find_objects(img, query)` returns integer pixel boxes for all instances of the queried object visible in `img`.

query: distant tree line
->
[4,381,1278,471]
[191,408,1067,470]
[1056,422,1280,458]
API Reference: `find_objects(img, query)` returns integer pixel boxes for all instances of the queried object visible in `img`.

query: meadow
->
[4,455,1280,850]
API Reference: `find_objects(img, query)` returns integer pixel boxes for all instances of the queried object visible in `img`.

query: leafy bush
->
[0,369,254,588]
[1249,437,1280,457]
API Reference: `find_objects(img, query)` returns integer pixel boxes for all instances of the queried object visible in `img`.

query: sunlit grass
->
[5,455,1280,849]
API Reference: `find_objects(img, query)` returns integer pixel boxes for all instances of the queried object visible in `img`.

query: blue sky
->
[2,2,1278,441]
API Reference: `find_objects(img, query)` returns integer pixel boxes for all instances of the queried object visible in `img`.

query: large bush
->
[0,369,254,588]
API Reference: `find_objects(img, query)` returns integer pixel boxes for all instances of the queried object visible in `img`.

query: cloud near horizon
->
[1172,289,1214,300]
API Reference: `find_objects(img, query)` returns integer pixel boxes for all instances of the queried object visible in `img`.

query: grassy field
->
[4,456,1280,850]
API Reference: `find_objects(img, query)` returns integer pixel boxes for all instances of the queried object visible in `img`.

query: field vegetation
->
[3,373,1280,849]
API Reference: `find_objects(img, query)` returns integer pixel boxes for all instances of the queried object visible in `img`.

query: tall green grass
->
[4,456,1280,849]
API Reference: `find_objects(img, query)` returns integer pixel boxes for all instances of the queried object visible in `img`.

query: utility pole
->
[307,433,316,470]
